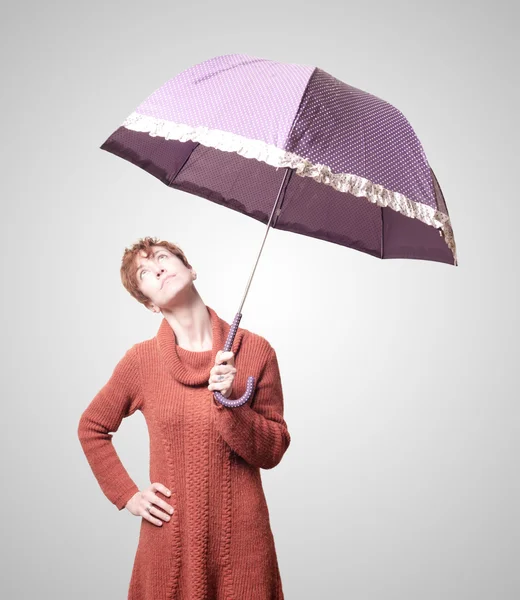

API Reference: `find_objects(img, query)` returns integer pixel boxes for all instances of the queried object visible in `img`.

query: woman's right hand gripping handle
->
[124,482,174,526]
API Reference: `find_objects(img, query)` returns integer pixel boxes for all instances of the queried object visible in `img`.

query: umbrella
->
[100,53,459,409]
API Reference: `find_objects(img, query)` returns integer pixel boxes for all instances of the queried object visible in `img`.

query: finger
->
[211,365,236,377]
[208,379,231,391]
[208,377,228,389]
[150,481,172,498]
[212,357,235,369]
[141,496,172,524]
[149,495,175,516]
[141,506,166,526]
[209,370,236,385]
[146,484,174,517]
[217,351,234,363]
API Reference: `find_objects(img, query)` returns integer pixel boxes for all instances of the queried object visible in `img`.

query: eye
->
[159,254,168,259]
[139,269,148,279]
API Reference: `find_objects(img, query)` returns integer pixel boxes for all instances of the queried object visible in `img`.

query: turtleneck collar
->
[156,304,244,386]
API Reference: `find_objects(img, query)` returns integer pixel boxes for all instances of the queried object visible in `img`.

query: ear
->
[145,302,160,313]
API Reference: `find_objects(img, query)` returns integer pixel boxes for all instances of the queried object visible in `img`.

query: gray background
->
[1,0,518,598]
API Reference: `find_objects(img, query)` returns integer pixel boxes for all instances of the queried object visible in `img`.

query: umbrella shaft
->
[237,168,292,315]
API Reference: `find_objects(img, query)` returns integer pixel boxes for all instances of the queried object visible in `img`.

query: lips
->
[161,274,176,289]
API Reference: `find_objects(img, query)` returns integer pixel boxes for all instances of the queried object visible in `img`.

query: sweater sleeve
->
[77,345,143,510]
[211,345,291,469]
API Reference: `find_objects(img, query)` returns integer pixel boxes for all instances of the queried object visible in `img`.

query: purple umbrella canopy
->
[100,53,459,408]
[101,53,458,268]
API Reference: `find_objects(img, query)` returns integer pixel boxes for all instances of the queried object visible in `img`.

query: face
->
[134,246,196,312]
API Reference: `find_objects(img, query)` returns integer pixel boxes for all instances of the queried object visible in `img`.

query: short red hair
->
[120,236,191,306]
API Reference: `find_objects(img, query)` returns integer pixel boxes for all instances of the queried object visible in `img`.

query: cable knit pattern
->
[77,305,291,599]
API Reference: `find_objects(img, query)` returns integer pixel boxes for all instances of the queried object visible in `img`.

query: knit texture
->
[77,305,291,599]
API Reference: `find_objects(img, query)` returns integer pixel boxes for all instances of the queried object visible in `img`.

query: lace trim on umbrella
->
[123,112,458,265]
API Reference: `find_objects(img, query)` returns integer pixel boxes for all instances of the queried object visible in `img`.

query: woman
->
[77,236,291,600]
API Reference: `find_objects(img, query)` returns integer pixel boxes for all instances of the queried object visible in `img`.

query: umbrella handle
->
[213,312,256,408]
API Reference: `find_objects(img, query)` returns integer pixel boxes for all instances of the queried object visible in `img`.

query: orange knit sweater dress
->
[77,304,291,600]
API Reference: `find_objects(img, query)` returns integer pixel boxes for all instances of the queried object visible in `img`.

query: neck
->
[162,295,212,351]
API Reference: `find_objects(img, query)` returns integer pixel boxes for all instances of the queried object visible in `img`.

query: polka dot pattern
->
[287,68,436,209]
[134,54,436,212]
[135,53,314,149]
[214,311,255,407]
[103,53,457,264]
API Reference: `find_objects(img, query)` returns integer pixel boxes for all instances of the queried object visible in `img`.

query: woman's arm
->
[77,345,144,510]
[211,345,291,469]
